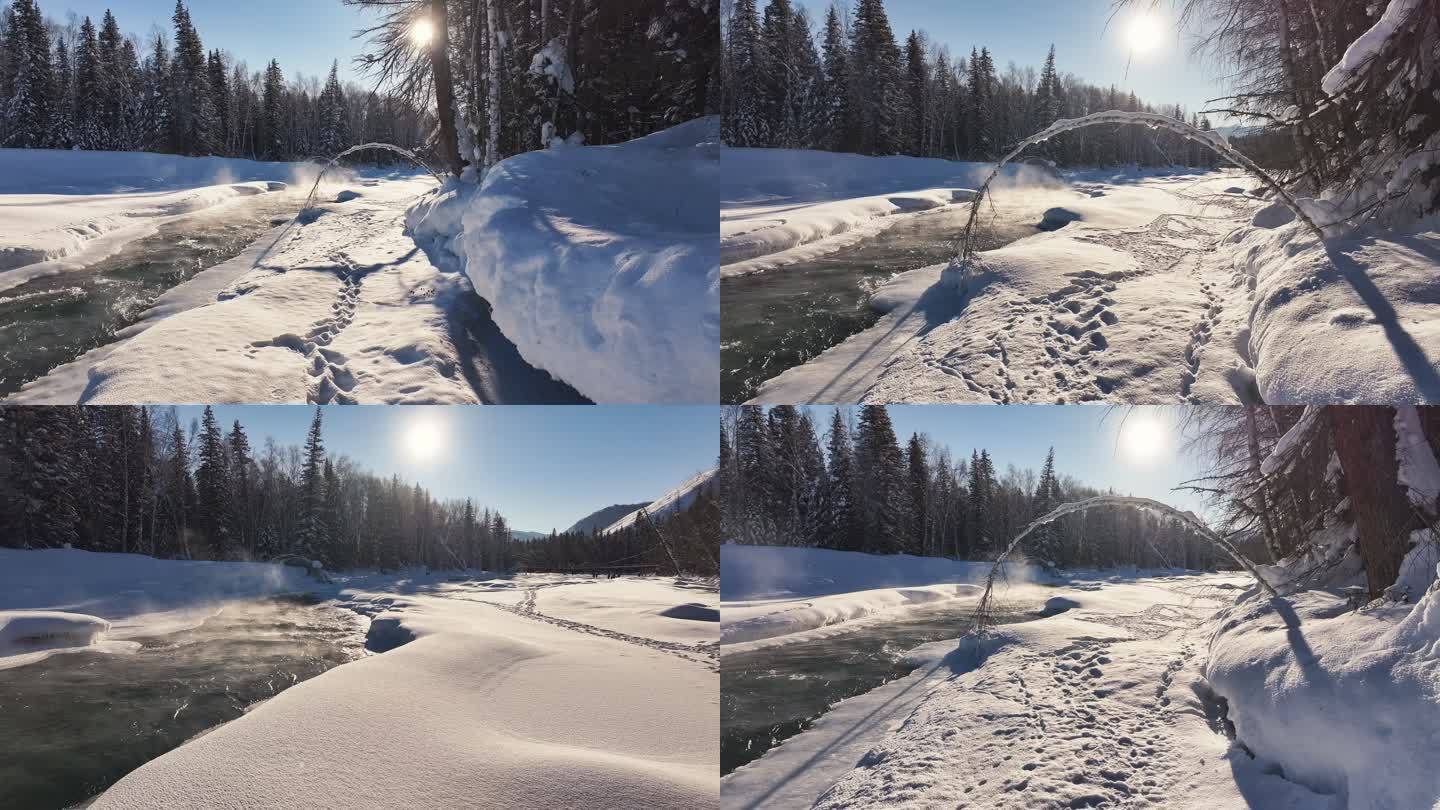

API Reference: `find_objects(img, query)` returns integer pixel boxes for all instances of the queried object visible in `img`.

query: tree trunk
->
[1328,406,1415,598]
[1245,405,1282,562]
[429,0,464,176]
[485,0,502,169]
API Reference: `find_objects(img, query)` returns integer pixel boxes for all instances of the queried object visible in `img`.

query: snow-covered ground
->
[720,148,1056,277]
[9,173,582,405]
[0,149,334,293]
[408,117,720,404]
[722,545,1440,809]
[735,149,1440,405]
[1,549,718,807]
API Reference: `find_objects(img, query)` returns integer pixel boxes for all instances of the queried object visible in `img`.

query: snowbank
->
[719,545,1036,646]
[720,147,1058,274]
[0,548,311,669]
[1205,581,1440,808]
[721,583,981,646]
[0,148,328,195]
[721,544,1021,601]
[11,177,532,406]
[1224,216,1440,402]
[91,573,717,808]
[407,117,719,404]
[524,576,718,646]
[603,467,716,534]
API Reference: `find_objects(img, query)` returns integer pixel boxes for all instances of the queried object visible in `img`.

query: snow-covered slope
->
[566,502,651,535]
[407,117,719,404]
[602,467,716,534]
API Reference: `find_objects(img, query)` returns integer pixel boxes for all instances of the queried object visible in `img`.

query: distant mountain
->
[1213,125,1263,140]
[511,530,547,542]
[603,468,717,535]
[565,503,651,535]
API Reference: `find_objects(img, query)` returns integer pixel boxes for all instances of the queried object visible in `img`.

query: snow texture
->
[721,583,982,647]
[408,117,720,404]
[603,467,717,534]
[1320,0,1422,95]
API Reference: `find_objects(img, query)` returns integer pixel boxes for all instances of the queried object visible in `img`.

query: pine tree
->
[317,60,349,156]
[194,406,234,557]
[227,420,253,556]
[849,0,903,154]
[73,17,102,149]
[966,46,995,159]
[140,34,171,151]
[725,0,766,146]
[3,0,52,148]
[207,50,230,154]
[261,59,285,159]
[97,10,124,148]
[906,432,929,555]
[50,37,74,149]
[819,5,851,151]
[903,31,927,155]
[298,407,326,560]
[855,405,907,552]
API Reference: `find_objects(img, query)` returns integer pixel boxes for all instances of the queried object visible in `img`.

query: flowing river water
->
[0,192,305,397]
[720,599,1042,775]
[721,205,1041,403]
[0,597,367,809]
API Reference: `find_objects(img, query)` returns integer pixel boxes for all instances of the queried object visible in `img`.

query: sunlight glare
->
[1125,13,1164,54]
[410,18,435,48]
[403,416,445,462]
[1118,412,1168,465]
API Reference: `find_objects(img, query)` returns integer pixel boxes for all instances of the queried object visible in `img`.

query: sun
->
[1125,13,1165,55]
[1118,412,1169,465]
[410,18,435,48]
[403,416,445,462]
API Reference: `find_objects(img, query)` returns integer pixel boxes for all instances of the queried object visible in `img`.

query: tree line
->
[0,0,432,159]
[343,0,718,176]
[1184,405,1440,600]
[518,485,721,577]
[721,0,1219,167]
[0,405,517,572]
[720,405,1221,570]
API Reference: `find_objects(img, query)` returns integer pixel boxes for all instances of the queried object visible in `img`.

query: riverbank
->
[0,548,719,809]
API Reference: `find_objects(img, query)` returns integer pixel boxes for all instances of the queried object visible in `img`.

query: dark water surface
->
[0,192,303,396]
[0,597,365,809]
[721,206,1039,403]
[721,599,1040,775]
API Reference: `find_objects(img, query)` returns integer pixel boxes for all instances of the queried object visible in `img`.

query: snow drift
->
[407,117,719,404]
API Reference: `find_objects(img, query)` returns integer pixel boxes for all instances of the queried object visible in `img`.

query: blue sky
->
[810,405,1208,516]
[40,0,378,86]
[174,406,719,534]
[799,0,1233,125]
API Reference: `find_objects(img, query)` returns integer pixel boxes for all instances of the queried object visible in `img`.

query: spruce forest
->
[1,0,719,166]
[0,405,518,570]
[721,0,1220,167]
[720,404,1223,570]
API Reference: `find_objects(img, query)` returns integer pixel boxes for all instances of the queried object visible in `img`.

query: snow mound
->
[1206,582,1440,808]
[603,467,716,534]
[0,610,110,651]
[407,117,719,403]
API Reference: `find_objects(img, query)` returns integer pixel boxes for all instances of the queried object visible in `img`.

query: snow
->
[407,116,720,404]
[720,546,1038,648]
[720,147,1057,276]
[4,548,717,806]
[0,547,311,670]
[750,170,1266,404]
[1206,582,1440,808]
[8,175,577,405]
[603,467,717,534]
[0,148,339,292]
[0,611,113,667]
[724,570,1353,810]
[1395,406,1440,511]
[1320,0,1421,95]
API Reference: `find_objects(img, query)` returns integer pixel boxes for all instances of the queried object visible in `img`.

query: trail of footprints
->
[245,252,366,405]
[483,586,719,671]
[984,638,1180,808]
